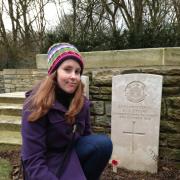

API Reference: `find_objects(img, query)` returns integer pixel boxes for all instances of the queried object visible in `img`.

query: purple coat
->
[21,93,91,180]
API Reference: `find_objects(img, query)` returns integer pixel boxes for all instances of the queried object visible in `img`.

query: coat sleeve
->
[83,99,92,136]
[21,109,58,180]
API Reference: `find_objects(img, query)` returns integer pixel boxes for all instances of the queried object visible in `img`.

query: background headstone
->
[111,73,163,173]
[81,75,89,98]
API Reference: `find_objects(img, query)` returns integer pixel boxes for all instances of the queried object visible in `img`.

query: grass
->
[0,158,12,180]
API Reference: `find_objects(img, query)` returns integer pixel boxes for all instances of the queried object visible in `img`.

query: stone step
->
[0,130,21,146]
[0,92,25,104]
[0,103,22,116]
[0,115,21,131]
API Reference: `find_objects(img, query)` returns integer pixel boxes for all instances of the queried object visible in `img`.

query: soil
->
[0,150,179,180]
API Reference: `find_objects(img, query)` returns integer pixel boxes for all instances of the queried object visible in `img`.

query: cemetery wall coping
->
[36,47,180,69]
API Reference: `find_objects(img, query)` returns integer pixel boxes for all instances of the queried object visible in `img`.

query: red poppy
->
[111,159,118,166]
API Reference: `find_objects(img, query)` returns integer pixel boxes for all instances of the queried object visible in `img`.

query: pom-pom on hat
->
[47,43,84,75]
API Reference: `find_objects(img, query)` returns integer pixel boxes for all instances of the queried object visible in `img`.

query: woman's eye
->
[75,70,81,74]
[64,68,72,72]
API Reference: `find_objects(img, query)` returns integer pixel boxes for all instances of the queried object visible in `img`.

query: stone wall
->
[87,67,180,167]
[1,47,180,167]
[1,69,46,93]
[1,67,179,167]
[0,71,4,93]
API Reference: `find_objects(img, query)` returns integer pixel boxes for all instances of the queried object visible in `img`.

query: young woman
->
[21,43,113,180]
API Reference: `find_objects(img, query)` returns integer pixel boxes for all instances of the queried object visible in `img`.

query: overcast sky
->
[44,2,71,29]
[3,1,71,30]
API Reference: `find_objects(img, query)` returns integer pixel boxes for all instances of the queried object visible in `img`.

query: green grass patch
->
[0,158,12,180]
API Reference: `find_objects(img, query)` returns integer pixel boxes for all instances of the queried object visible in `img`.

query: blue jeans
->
[75,134,113,180]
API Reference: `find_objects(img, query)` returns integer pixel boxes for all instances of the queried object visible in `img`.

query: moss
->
[0,159,12,180]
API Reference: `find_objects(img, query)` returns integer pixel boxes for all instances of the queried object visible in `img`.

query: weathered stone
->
[162,68,180,75]
[37,48,180,69]
[111,73,163,173]
[121,69,141,74]
[19,69,34,74]
[99,87,112,94]
[4,84,13,89]
[164,48,180,65]
[166,97,180,108]
[168,108,180,121]
[141,68,162,74]
[10,88,16,92]
[82,48,164,68]
[15,75,28,78]
[159,133,167,146]
[83,71,92,80]
[159,147,180,161]
[141,67,180,75]
[92,70,114,86]
[92,70,115,81]
[15,84,24,87]
[94,115,111,126]
[105,102,111,116]
[0,130,21,145]
[4,80,12,83]
[162,87,180,96]
[81,76,89,98]
[90,86,99,94]
[163,76,180,86]
[93,76,112,86]
[3,69,17,74]
[3,75,16,79]
[92,95,111,100]
[161,99,167,118]
[36,54,48,69]
[90,116,95,124]
[0,123,20,132]
[5,89,11,93]
[32,70,46,76]
[90,101,104,115]
[160,121,180,133]
[166,134,180,148]
[0,93,25,104]
[91,126,106,133]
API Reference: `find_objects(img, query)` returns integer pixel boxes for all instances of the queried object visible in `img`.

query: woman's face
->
[56,59,81,94]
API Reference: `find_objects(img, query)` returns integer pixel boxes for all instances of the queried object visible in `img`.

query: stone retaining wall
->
[1,66,179,166]
[0,71,4,93]
[1,47,180,167]
[87,66,180,167]
[0,69,46,93]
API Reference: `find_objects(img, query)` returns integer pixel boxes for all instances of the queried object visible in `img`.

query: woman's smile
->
[57,59,81,94]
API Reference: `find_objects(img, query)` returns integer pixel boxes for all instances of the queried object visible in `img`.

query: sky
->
[3,1,71,30]
[44,2,71,29]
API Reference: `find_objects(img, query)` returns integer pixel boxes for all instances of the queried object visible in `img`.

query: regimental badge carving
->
[125,81,146,103]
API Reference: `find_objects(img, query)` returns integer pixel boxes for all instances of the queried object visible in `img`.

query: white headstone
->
[111,73,163,173]
[81,75,89,98]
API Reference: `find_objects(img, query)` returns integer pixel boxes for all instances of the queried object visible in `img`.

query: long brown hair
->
[26,72,85,124]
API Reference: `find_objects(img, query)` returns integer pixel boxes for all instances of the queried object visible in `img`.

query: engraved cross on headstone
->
[111,74,163,173]
[123,121,145,153]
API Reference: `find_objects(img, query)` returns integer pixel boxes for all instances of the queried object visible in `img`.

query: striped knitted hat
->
[47,43,84,75]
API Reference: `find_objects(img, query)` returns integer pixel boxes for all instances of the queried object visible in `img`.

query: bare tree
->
[75,0,107,42]
[101,0,119,35]
[112,0,145,34]
[71,0,77,39]
[144,0,172,31]
[0,0,49,68]
[172,0,180,24]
